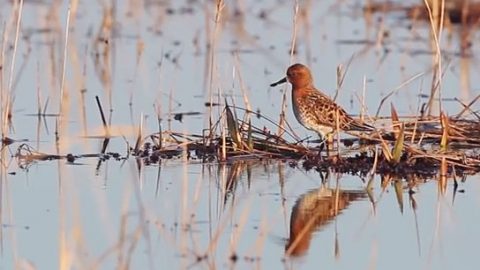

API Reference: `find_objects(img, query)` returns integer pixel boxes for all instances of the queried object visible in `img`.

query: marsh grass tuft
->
[13,99,480,180]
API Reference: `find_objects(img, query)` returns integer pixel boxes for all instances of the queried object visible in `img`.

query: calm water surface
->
[3,160,480,269]
[1,0,480,269]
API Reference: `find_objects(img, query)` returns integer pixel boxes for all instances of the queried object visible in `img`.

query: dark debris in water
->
[301,153,439,179]
[14,143,125,170]
[12,107,480,180]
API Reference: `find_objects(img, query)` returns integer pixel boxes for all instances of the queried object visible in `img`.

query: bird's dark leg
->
[326,132,333,155]
[316,134,326,161]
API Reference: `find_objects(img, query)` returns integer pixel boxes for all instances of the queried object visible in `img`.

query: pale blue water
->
[2,160,479,269]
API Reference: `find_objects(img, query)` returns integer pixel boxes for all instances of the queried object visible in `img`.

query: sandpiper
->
[270,63,373,151]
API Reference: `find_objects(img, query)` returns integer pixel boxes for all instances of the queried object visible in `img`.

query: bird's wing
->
[305,89,373,131]
[303,90,352,129]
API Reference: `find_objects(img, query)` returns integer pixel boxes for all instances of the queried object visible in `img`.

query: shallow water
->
[2,159,480,269]
[1,0,480,269]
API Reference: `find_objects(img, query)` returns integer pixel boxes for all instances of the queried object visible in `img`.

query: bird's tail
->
[348,121,397,141]
[349,120,374,132]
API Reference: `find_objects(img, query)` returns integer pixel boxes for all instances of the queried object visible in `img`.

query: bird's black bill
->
[270,77,287,87]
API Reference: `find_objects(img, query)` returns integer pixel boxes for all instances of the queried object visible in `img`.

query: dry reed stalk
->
[361,75,367,122]
[154,58,164,125]
[379,135,393,162]
[334,66,342,102]
[1,0,24,142]
[93,5,114,112]
[232,53,252,126]
[440,111,449,151]
[218,115,226,161]
[390,103,400,138]
[455,93,480,118]
[335,108,340,156]
[277,1,299,138]
[79,44,89,136]
[7,0,23,96]
[66,0,85,138]
[409,88,426,145]
[206,0,225,140]
[59,4,71,112]
[0,6,19,253]
[57,3,72,153]
[454,98,480,120]
[300,1,313,66]
[47,38,58,115]
[459,53,471,100]
[289,0,300,59]
[247,119,253,151]
[0,24,6,140]
[0,2,24,264]
[423,0,445,116]
[35,61,42,149]
[277,91,288,138]
[375,72,425,118]
[156,107,163,149]
[231,106,301,141]
[10,38,30,94]
[167,85,173,131]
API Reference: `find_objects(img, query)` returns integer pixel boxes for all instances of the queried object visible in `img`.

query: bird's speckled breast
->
[292,89,334,137]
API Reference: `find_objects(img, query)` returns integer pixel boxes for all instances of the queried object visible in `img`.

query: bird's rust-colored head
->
[286,63,313,88]
[270,63,314,89]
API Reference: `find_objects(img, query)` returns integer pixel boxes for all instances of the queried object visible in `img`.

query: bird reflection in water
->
[285,185,366,256]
